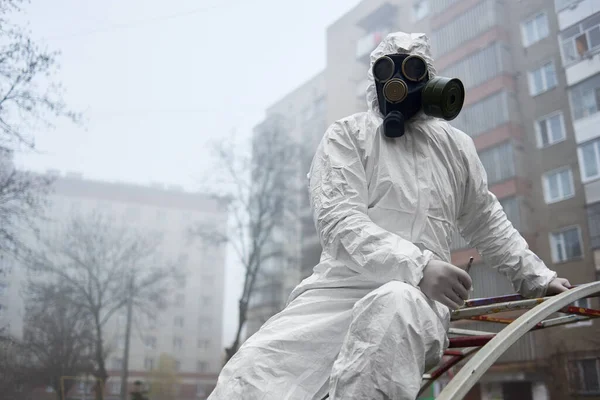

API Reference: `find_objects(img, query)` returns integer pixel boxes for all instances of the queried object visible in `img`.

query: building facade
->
[0,173,226,400]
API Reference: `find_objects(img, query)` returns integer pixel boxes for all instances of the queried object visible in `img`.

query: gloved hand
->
[545,277,572,295]
[419,260,473,310]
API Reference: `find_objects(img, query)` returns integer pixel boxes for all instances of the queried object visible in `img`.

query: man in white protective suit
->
[208,32,572,400]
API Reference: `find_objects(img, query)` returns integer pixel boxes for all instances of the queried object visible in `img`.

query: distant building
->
[246,73,327,338]
[0,173,227,400]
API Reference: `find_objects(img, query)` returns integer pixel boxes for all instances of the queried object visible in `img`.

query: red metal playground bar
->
[421,281,600,399]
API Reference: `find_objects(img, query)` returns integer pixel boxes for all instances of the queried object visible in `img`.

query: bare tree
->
[26,211,183,400]
[21,283,95,399]
[0,335,36,399]
[192,116,304,363]
[0,0,77,152]
[0,0,77,259]
[0,149,52,259]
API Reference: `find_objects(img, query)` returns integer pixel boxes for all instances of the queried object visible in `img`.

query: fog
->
[14,0,360,347]
[2,0,600,399]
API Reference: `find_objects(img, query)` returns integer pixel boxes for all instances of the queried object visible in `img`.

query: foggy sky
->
[14,0,361,345]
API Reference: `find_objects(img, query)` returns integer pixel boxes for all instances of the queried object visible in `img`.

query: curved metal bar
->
[436,281,600,400]
[419,347,479,395]
[449,327,496,336]
[452,297,548,320]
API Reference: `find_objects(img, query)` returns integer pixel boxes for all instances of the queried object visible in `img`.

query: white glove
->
[419,260,473,310]
[546,277,572,295]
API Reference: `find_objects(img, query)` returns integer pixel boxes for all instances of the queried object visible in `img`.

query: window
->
[199,317,213,333]
[117,334,126,350]
[432,0,459,14]
[413,0,429,21]
[560,13,600,64]
[550,226,583,263]
[451,91,511,138]
[555,0,577,11]
[174,316,184,328]
[587,204,600,248]
[528,62,557,96]
[144,336,156,349]
[110,381,121,395]
[197,383,209,397]
[355,26,393,60]
[570,358,600,393]
[570,74,600,120]
[0,282,7,296]
[543,167,574,204]
[175,360,181,371]
[579,139,600,182]
[201,296,212,306]
[431,0,501,56]
[314,96,326,115]
[112,358,123,370]
[441,43,511,91]
[536,112,566,148]
[202,275,215,286]
[173,336,183,350]
[521,12,549,47]
[478,142,515,185]
[144,357,155,370]
[175,294,185,307]
[499,197,521,231]
[198,339,210,350]
[78,381,93,394]
[197,361,209,373]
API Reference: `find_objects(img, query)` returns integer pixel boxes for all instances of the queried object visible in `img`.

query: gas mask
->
[372,53,465,138]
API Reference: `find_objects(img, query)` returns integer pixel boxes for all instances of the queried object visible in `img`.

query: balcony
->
[584,178,600,205]
[574,111,600,144]
[557,0,600,31]
[356,2,397,30]
[355,29,391,64]
[565,49,600,86]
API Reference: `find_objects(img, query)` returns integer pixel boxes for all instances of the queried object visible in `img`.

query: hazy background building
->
[246,73,327,338]
[0,173,227,399]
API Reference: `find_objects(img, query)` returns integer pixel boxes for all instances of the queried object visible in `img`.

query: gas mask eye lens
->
[373,56,395,82]
[401,55,428,82]
[383,79,408,103]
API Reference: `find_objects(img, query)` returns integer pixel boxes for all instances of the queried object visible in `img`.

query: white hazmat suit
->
[208,32,557,400]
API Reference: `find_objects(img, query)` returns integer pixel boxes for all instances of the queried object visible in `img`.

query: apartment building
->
[551,0,600,397]
[0,173,226,400]
[322,0,599,398]
[245,72,327,338]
